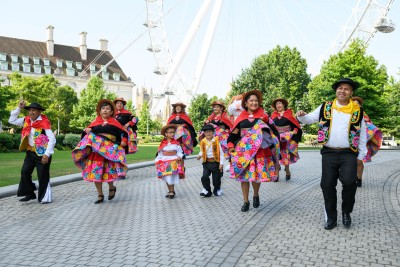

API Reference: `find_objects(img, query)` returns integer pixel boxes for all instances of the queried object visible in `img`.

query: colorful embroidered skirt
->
[364,121,382,162]
[230,121,279,182]
[156,159,185,179]
[72,132,127,182]
[126,127,138,154]
[175,125,194,156]
[278,131,300,165]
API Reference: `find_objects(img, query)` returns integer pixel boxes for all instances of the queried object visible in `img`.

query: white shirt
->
[297,102,367,160]
[198,138,225,165]
[8,107,56,157]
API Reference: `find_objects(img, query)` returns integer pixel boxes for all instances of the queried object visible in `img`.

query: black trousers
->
[201,161,222,193]
[17,151,52,202]
[320,147,358,221]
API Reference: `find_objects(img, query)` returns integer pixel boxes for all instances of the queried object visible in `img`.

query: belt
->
[323,146,350,151]
[206,158,216,162]
[163,151,177,156]
[27,145,36,152]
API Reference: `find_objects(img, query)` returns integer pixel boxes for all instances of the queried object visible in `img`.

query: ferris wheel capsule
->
[375,17,395,33]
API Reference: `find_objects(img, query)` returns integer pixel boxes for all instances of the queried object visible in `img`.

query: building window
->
[89,64,96,71]
[0,53,6,61]
[90,70,97,76]
[75,62,82,70]
[11,63,20,71]
[11,54,18,63]
[113,73,120,81]
[44,66,51,74]
[66,61,73,68]
[100,65,107,72]
[56,60,63,68]
[33,57,40,65]
[0,61,8,71]
[66,68,75,77]
[22,56,29,64]
[43,58,50,66]
[102,72,109,80]
[23,64,31,73]
[34,65,42,74]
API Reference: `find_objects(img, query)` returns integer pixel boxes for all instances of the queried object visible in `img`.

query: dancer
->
[352,96,383,187]
[167,102,197,156]
[271,98,302,181]
[72,99,128,204]
[114,97,139,154]
[8,101,55,203]
[296,78,367,230]
[197,124,224,197]
[227,89,279,212]
[155,124,184,199]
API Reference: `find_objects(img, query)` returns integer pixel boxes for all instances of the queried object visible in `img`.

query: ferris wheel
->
[145,0,395,119]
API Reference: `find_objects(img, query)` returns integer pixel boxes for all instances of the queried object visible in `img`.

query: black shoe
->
[200,191,212,197]
[19,194,36,202]
[286,174,291,181]
[253,196,260,208]
[356,179,362,187]
[168,191,176,199]
[241,202,250,212]
[108,187,116,200]
[94,195,104,204]
[324,219,337,230]
[274,176,279,182]
[342,213,352,228]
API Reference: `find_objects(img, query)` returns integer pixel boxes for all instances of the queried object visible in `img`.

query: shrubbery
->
[63,134,81,149]
[138,134,164,144]
[0,133,21,152]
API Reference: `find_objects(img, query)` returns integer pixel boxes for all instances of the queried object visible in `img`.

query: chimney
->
[79,32,87,61]
[46,25,55,56]
[99,39,108,51]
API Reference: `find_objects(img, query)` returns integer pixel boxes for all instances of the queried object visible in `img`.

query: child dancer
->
[155,124,184,199]
[197,124,224,197]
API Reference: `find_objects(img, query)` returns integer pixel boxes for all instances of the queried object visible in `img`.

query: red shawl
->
[207,111,233,129]
[21,115,51,138]
[271,109,301,129]
[167,112,194,126]
[232,107,269,130]
[88,116,127,132]
[158,138,180,152]
[115,109,132,115]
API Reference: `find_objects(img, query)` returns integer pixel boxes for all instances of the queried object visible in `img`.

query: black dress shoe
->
[356,179,362,187]
[342,213,352,228]
[200,192,212,197]
[19,194,36,202]
[94,195,104,204]
[241,202,250,212]
[324,219,337,230]
[253,196,260,208]
[286,174,291,181]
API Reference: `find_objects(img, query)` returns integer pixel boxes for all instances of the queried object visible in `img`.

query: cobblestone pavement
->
[0,151,399,267]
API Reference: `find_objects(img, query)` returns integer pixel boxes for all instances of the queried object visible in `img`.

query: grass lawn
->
[0,143,200,188]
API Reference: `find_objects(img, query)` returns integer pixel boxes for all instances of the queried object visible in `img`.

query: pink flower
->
[317,131,325,142]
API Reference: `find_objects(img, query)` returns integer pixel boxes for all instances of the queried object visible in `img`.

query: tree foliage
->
[188,93,219,131]
[69,77,116,131]
[6,73,78,133]
[0,81,16,126]
[381,77,400,137]
[307,40,388,127]
[229,45,311,113]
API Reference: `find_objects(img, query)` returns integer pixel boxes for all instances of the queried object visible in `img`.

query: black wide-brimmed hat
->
[201,124,215,132]
[24,102,46,111]
[332,78,360,91]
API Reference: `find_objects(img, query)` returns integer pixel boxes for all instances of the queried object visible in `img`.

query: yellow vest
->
[200,138,220,163]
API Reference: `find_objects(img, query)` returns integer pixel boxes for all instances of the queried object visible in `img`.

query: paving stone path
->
[0,151,399,266]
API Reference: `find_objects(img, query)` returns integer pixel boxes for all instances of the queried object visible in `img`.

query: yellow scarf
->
[332,98,360,114]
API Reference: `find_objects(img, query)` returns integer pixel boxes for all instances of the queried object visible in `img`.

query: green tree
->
[381,77,400,137]
[6,74,78,132]
[307,40,388,127]
[0,81,16,126]
[229,45,311,113]
[69,77,116,131]
[188,93,218,131]
[138,101,152,134]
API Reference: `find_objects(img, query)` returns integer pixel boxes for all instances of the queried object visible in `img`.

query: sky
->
[1,0,399,100]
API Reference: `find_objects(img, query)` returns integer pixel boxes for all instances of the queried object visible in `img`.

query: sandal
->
[94,195,104,204]
[108,187,117,200]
